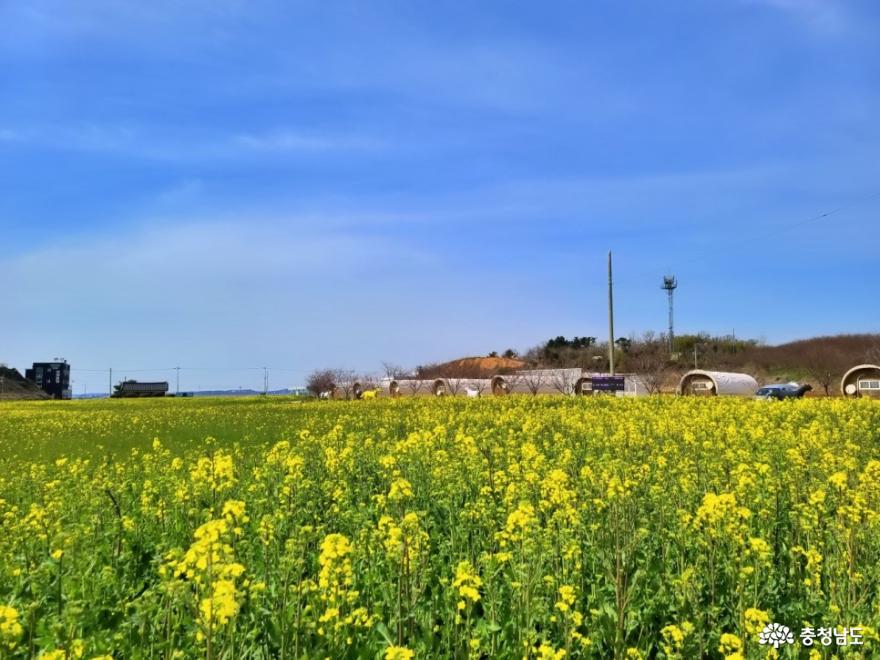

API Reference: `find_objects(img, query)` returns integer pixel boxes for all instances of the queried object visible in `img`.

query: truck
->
[112,380,169,398]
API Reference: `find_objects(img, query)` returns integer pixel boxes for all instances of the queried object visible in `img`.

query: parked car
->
[755,383,812,400]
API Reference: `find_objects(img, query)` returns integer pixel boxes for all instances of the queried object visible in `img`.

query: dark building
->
[25,360,72,400]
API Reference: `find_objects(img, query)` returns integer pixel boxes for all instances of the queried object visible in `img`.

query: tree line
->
[306,333,880,397]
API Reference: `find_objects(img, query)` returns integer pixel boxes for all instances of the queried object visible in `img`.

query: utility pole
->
[661,275,677,354]
[694,344,698,369]
[175,366,180,395]
[109,368,112,397]
[263,367,269,395]
[608,251,615,376]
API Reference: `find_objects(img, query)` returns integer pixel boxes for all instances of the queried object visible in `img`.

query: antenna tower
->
[661,275,678,353]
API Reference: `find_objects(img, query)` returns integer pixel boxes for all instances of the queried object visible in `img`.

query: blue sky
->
[2,0,878,391]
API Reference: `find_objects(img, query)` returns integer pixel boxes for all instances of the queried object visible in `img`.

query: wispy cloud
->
[0,0,248,45]
[0,123,385,160]
[1,216,550,381]
[232,130,384,153]
[0,128,23,142]
[743,0,850,35]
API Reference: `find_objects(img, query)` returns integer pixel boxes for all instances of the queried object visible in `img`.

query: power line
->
[66,364,313,393]
[70,366,311,373]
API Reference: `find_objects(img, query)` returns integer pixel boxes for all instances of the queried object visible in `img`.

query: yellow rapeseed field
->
[0,396,879,659]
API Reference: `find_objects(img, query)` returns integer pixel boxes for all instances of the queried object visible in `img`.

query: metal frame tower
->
[661,275,677,353]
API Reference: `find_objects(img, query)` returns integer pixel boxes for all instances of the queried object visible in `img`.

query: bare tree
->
[331,368,358,399]
[360,373,379,393]
[550,369,578,395]
[467,379,490,397]
[444,376,465,396]
[437,363,468,396]
[629,333,672,394]
[379,362,419,396]
[521,369,546,395]
[306,369,336,398]
[381,362,409,379]
[804,347,841,397]
[404,379,424,396]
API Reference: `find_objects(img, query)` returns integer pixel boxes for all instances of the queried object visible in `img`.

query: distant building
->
[25,360,72,400]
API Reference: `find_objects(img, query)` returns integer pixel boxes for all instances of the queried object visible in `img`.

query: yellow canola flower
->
[555,584,576,613]
[719,632,743,655]
[39,651,67,660]
[452,560,482,609]
[221,499,247,521]
[3,393,880,658]
[199,578,239,626]
[189,450,236,494]
[828,471,848,491]
[743,608,770,636]
[388,477,413,502]
[660,623,688,654]
[537,643,566,659]
[0,605,23,650]
[320,533,352,566]
[384,646,414,660]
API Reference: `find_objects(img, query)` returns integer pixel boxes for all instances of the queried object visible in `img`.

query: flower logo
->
[758,623,795,648]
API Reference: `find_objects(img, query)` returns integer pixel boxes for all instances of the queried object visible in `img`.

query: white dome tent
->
[678,370,758,397]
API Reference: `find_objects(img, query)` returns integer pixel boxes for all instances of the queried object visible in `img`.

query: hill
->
[0,366,49,400]
[724,333,880,394]
[417,355,525,379]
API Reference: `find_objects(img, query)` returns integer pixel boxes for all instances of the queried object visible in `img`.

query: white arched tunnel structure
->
[491,375,511,395]
[678,370,758,397]
[386,370,648,397]
[841,364,880,398]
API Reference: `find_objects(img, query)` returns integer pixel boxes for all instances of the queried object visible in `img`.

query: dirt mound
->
[0,366,49,400]
[420,356,525,379]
